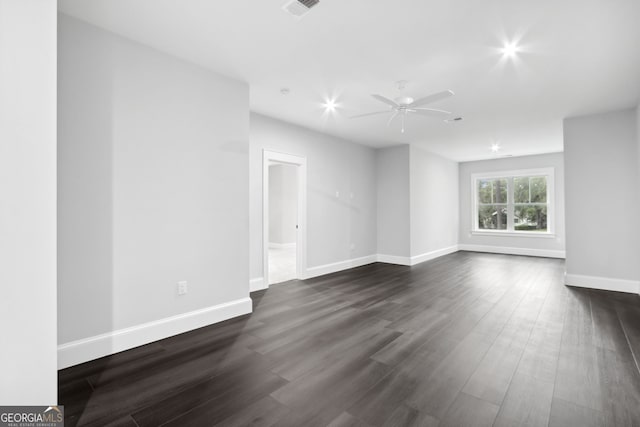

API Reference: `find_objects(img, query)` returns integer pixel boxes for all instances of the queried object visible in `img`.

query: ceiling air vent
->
[282,0,320,18]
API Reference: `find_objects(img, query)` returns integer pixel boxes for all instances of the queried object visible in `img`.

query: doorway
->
[268,163,297,283]
[263,151,307,287]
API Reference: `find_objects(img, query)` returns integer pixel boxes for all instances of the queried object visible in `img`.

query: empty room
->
[2,0,640,426]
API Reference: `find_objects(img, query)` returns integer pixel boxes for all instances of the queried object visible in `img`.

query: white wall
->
[250,113,377,280]
[458,153,566,258]
[410,146,459,258]
[376,146,411,258]
[0,0,57,404]
[269,164,298,244]
[564,109,640,291]
[58,15,250,366]
[58,13,114,347]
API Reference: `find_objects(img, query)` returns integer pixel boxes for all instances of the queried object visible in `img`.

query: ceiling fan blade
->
[408,90,454,108]
[349,111,391,119]
[372,94,399,108]
[387,111,399,127]
[411,107,452,115]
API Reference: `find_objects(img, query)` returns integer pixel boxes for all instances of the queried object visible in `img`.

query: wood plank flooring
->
[58,252,640,426]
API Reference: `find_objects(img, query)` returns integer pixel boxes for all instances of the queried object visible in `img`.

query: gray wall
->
[0,0,58,405]
[58,15,249,344]
[376,146,411,258]
[250,113,377,280]
[410,146,459,256]
[459,153,566,255]
[269,163,298,244]
[564,109,639,281]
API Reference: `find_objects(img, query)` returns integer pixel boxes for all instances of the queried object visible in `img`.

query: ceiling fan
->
[351,89,455,133]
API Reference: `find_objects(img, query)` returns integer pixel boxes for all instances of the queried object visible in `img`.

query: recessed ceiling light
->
[501,42,520,57]
[323,98,338,113]
[280,88,290,95]
[491,142,501,153]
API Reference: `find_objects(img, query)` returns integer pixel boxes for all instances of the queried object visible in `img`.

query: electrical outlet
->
[177,281,188,295]
[350,243,355,251]
[335,190,340,198]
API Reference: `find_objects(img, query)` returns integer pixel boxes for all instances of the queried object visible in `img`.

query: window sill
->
[471,231,556,239]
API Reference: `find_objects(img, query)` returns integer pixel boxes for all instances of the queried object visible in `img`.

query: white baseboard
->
[250,277,267,292]
[565,273,640,295]
[410,245,459,266]
[268,247,459,283]
[458,244,565,259]
[269,242,296,249]
[377,245,460,266]
[376,254,412,266]
[57,297,252,369]
[305,254,378,279]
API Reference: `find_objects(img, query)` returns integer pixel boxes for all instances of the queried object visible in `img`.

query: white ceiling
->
[58,0,640,161]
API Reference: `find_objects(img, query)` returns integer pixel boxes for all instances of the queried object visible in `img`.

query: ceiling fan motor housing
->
[395,96,414,106]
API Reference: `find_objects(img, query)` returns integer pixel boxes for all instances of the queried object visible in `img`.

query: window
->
[477,178,507,230]
[472,168,554,235]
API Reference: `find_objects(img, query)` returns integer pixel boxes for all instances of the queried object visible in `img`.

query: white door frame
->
[263,150,307,286]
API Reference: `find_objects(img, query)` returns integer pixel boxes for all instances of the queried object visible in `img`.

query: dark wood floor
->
[59,252,640,426]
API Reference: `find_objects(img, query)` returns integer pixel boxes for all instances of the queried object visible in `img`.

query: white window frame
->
[471,167,555,238]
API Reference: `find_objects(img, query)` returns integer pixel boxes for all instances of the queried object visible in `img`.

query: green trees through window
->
[475,172,550,233]
[513,176,547,231]
[477,178,507,230]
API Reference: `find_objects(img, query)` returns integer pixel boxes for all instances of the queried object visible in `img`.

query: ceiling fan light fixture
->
[395,96,414,105]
